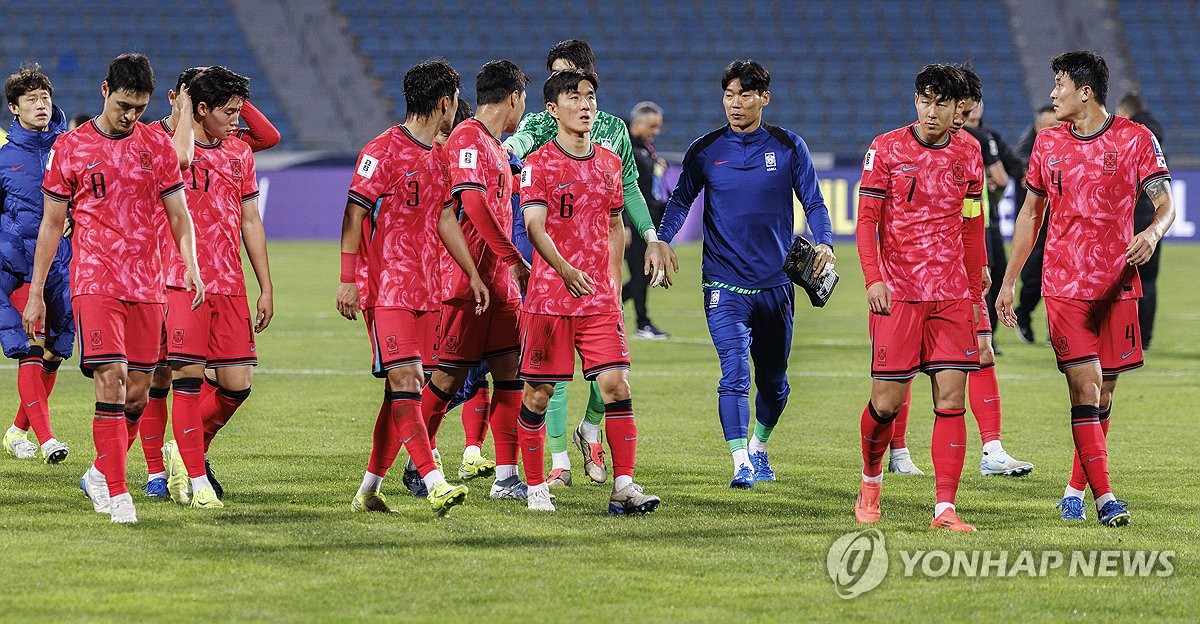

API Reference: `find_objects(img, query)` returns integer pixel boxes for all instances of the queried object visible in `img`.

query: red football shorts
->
[165,288,257,368]
[419,307,441,371]
[437,298,520,369]
[975,300,993,337]
[1045,296,1142,377]
[73,294,164,374]
[519,311,630,383]
[9,283,42,336]
[869,298,979,380]
[364,306,433,377]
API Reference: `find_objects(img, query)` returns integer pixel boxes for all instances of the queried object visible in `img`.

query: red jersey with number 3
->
[42,120,184,303]
[1025,115,1169,301]
[443,118,520,304]
[347,125,450,310]
[857,123,984,302]
[520,140,624,316]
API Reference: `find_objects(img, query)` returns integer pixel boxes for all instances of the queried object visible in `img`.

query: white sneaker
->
[980,451,1034,476]
[80,468,111,514]
[888,448,925,475]
[526,486,555,512]
[109,493,138,524]
[4,427,38,460]
[40,438,69,464]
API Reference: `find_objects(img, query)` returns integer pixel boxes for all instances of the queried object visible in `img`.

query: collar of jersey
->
[909,124,950,149]
[552,138,594,160]
[90,118,133,140]
[1069,114,1114,141]
[467,117,502,146]
[396,123,433,150]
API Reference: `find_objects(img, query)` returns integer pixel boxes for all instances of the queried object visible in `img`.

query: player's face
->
[550,80,597,135]
[8,88,52,132]
[723,78,769,132]
[631,113,662,142]
[100,83,151,133]
[199,96,244,140]
[913,89,959,142]
[951,97,978,132]
[1051,72,1085,122]
[504,89,526,133]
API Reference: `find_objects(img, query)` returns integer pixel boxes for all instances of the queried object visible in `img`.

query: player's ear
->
[761,90,771,107]
[1080,86,1091,103]
[7,102,17,116]
[168,89,177,105]
[101,80,109,100]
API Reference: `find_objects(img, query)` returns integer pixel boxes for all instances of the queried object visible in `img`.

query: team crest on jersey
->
[600,139,613,150]
[951,163,965,183]
[385,335,398,355]
[140,151,153,170]
[1103,151,1118,172]
[765,151,777,171]
[602,170,615,191]
[90,330,103,348]
[172,329,185,347]
[708,289,720,308]
[530,349,543,368]
[876,346,887,365]
[230,158,243,178]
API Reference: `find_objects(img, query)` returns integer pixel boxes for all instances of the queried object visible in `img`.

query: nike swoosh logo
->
[400,437,413,443]
[183,428,198,434]
[863,436,878,443]
[474,407,488,413]
[966,349,979,356]
[144,435,159,441]
[983,397,999,403]
[192,156,205,162]
[97,454,108,460]
[949,443,966,447]
[24,401,37,407]
[623,436,637,441]
[1049,158,1066,166]
[1121,350,1136,360]
[11,164,24,171]
[901,165,919,171]
[557,182,573,189]
[621,350,630,356]
[527,446,542,452]
[86,160,103,169]
[1088,456,1101,462]
[406,170,419,177]
[713,160,729,165]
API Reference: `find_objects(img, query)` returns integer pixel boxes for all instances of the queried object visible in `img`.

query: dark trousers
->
[1134,206,1163,348]
[621,232,651,326]
[984,221,1006,332]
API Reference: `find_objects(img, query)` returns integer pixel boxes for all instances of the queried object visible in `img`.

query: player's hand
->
[185,268,205,310]
[173,85,192,116]
[1126,230,1159,266]
[62,214,74,239]
[468,273,490,315]
[336,282,361,321]
[981,266,992,293]
[509,261,530,295]
[559,264,596,298]
[866,282,892,316]
[995,284,1018,327]
[254,291,274,333]
[21,294,45,338]
[646,241,677,289]
[811,243,835,279]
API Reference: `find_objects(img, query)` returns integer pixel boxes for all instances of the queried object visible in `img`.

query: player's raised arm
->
[237,99,281,152]
[168,85,194,170]
[438,205,490,313]
[162,190,204,309]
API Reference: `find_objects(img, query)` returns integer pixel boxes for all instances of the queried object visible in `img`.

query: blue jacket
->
[0,106,66,241]
[660,124,833,291]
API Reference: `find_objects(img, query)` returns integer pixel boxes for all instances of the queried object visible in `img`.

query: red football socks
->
[861,402,896,478]
[931,409,967,506]
[604,399,637,479]
[968,364,1002,445]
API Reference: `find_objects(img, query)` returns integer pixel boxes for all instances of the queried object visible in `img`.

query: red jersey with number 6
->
[1025,115,1169,301]
[519,140,623,316]
[41,120,184,303]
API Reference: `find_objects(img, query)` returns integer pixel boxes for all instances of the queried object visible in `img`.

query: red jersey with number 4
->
[444,118,520,304]
[42,120,184,303]
[856,123,984,302]
[1025,115,1169,301]
[520,140,624,316]
[347,125,450,310]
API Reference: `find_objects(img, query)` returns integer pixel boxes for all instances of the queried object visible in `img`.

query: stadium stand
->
[1,4,293,147]
[1116,1,1198,161]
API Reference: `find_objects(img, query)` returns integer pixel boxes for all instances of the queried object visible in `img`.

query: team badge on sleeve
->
[45,148,54,171]
[521,166,532,188]
[863,149,876,171]
[460,149,477,169]
[357,154,379,179]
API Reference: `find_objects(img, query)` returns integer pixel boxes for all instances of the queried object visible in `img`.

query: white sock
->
[88,464,106,481]
[1063,485,1086,500]
[748,435,767,454]
[891,446,909,458]
[7,425,26,435]
[580,421,600,443]
[732,449,750,471]
[147,471,167,482]
[496,464,518,481]
[41,437,59,450]
[191,474,213,492]
[613,475,633,491]
[359,472,384,495]
[551,451,570,470]
[464,445,481,458]
[862,472,884,483]
[934,502,955,518]
[1095,492,1116,509]
[527,482,549,495]
[982,440,1004,456]
[422,469,445,492]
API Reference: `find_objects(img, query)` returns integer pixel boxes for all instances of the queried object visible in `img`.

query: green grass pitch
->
[0,241,1196,622]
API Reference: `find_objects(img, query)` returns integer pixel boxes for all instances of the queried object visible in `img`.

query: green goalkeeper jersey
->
[503,110,655,240]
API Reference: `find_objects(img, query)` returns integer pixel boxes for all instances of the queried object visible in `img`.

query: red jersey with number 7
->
[1025,115,1169,301]
[41,120,185,303]
[519,140,624,316]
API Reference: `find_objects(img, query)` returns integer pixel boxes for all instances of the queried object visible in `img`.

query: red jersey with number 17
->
[1025,115,1169,301]
[520,140,624,316]
[42,120,184,303]
[347,125,451,310]
[856,123,984,302]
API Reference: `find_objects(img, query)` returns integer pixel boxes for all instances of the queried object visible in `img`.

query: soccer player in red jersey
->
[24,53,204,524]
[997,51,1174,527]
[518,69,660,514]
[854,64,985,532]
[336,59,470,515]
[421,60,534,501]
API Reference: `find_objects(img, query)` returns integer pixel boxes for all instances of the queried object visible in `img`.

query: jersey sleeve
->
[41,142,73,203]
[659,138,708,243]
[1024,132,1048,197]
[611,123,654,238]
[517,153,548,212]
[235,100,281,152]
[155,134,185,199]
[1137,129,1171,191]
[608,154,625,216]
[448,133,495,197]
[789,132,833,247]
[240,147,260,203]
[855,138,888,287]
[502,111,554,159]
[348,140,390,210]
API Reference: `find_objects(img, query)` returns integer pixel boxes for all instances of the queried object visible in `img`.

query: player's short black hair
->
[452,98,472,128]
[1119,91,1146,115]
[721,59,770,93]
[543,69,599,105]
[1051,50,1108,106]
[105,52,155,96]
[914,63,969,103]
[5,62,53,106]
[955,62,983,102]
[546,39,596,74]
[476,60,528,107]
[403,59,461,119]
[174,66,206,93]
[188,66,250,111]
